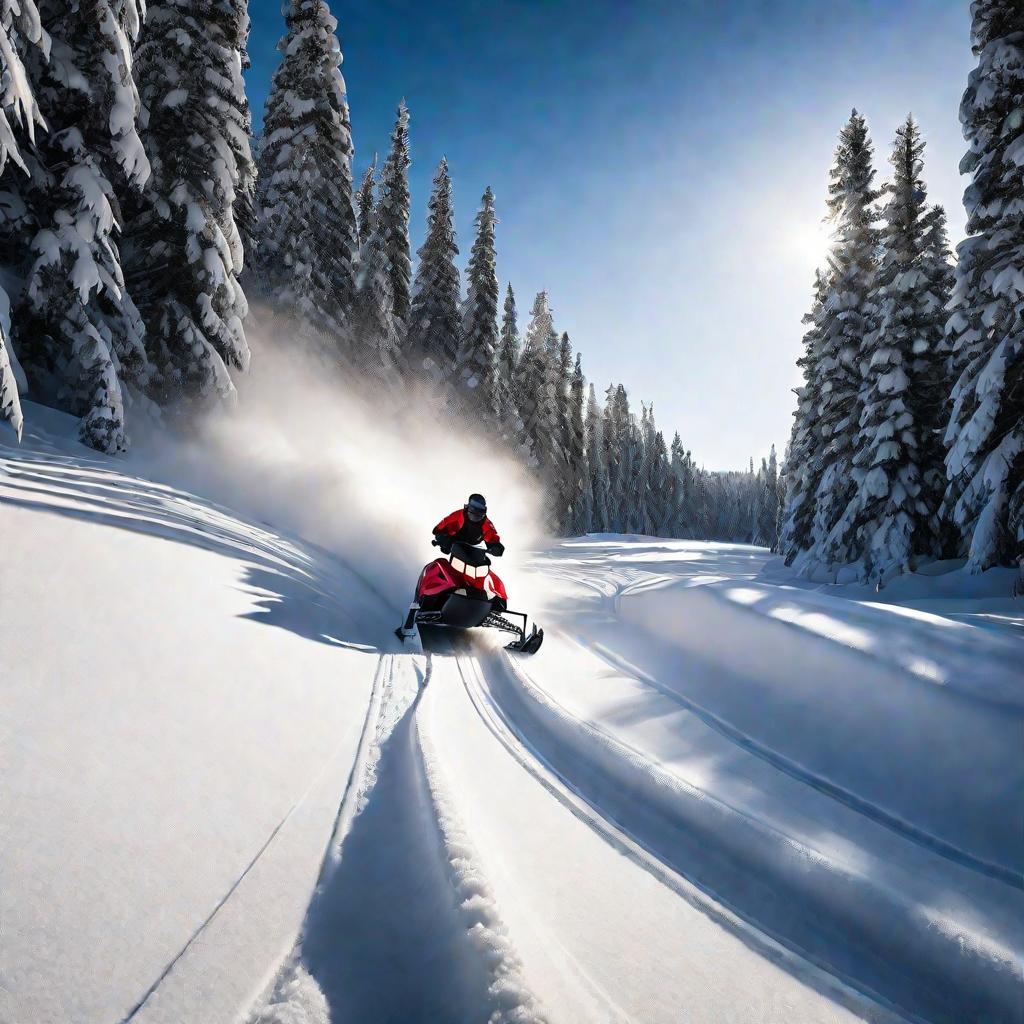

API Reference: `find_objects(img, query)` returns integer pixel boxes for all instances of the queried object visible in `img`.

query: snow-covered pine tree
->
[408,158,461,387]
[458,186,499,416]
[805,110,881,573]
[644,415,671,537]
[515,291,561,482]
[0,0,44,440]
[352,162,400,382]
[125,0,253,407]
[780,269,829,564]
[666,433,696,537]
[756,445,780,548]
[553,330,576,529]
[14,0,151,451]
[494,282,523,440]
[567,350,591,534]
[605,384,642,532]
[836,116,946,582]
[257,0,358,340]
[378,100,412,328]
[356,155,376,250]
[920,203,957,551]
[586,383,611,532]
[942,1,1024,572]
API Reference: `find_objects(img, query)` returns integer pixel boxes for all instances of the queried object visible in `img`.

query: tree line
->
[0,0,778,544]
[780,1,1022,582]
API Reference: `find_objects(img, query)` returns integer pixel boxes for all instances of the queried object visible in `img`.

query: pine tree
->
[494,282,522,439]
[378,100,412,327]
[356,156,376,249]
[0,0,44,440]
[257,0,358,338]
[667,434,697,538]
[839,116,946,582]
[642,411,670,536]
[757,445,780,548]
[806,110,881,572]
[921,204,957,546]
[353,163,399,382]
[586,383,611,532]
[553,330,576,529]
[567,350,591,533]
[125,0,253,408]
[780,269,829,564]
[408,158,460,386]
[515,291,561,481]
[458,186,499,415]
[14,0,151,452]
[942,1,1024,572]
[604,384,642,532]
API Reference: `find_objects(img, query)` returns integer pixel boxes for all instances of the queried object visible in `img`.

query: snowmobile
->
[396,539,544,654]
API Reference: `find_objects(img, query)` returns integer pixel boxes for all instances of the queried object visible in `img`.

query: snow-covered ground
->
[3,408,1022,1024]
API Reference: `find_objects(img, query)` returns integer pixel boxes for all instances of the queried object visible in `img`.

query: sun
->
[788,219,834,268]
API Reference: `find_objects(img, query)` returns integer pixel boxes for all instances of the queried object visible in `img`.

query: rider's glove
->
[435,535,453,554]
[486,541,505,557]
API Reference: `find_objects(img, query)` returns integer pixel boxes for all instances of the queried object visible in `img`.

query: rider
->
[433,493,505,557]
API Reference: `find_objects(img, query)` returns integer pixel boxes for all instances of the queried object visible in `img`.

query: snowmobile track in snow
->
[452,651,901,1024]
[570,628,1021,887]
[463,645,1022,1024]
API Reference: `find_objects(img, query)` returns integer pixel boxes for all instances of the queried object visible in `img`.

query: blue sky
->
[246,0,974,469]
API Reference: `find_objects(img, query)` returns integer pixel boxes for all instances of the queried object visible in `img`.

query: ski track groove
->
[453,651,904,1024]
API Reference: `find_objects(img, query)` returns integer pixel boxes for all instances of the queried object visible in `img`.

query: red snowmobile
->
[396,539,544,654]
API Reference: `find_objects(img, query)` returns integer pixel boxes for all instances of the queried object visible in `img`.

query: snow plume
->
[134,315,546,614]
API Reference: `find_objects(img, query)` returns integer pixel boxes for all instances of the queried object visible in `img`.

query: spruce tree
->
[125,0,253,407]
[353,165,399,381]
[495,282,522,438]
[807,110,881,572]
[515,291,561,479]
[408,158,460,386]
[14,0,151,452]
[567,350,591,533]
[553,330,576,528]
[757,445,780,548]
[458,186,499,415]
[257,0,358,338]
[920,204,957,541]
[780,269,829,564]
[943,1,1024,571]
[586,383,612,532]
[840,116,946,582]
[356,156,376,250]
[378,100,412,326]
[0,0,44,440]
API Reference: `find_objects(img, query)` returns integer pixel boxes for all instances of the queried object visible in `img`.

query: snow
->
[3,403,1022,1024]
[0,405,385,1024]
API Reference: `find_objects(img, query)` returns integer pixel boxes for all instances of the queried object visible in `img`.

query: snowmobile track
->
[570,628,1021,887]
[453,651,902,1024]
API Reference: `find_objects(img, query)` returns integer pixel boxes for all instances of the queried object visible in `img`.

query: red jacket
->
[433,509,501,545]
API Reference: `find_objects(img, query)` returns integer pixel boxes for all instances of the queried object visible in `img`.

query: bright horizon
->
[246,0,974,471]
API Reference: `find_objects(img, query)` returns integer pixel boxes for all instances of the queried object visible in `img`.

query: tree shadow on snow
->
[0,451,399,653]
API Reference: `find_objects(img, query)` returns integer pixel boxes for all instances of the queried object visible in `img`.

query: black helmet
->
[465,493,487,522]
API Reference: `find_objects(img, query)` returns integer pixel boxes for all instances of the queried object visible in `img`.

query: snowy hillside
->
[2,408,1022,1024]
